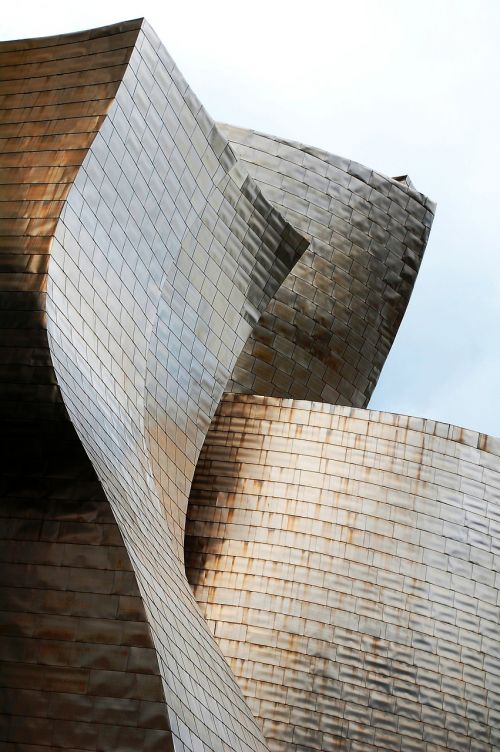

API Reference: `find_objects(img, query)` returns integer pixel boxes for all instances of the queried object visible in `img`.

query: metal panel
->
[221,125,435,406]
[0,18,142,421]
[45,20,306,752]
[0,18,305,752]
[186,395,500,752]
[1,423,173,751]
[0,20,175,750]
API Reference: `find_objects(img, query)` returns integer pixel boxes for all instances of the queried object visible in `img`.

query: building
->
[1,18,499,752]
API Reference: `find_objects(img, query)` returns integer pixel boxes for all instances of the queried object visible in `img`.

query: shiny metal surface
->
[8,15,490,752]
[45,19,305,752]
[0,20,174,750]
[221,125,435,406]
[0,18,142,422]
[0,17,305,751]
[186,395,500,752]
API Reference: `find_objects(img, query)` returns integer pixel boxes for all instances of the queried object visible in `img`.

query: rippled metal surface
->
[221,125,435,406]
[186,395,500,752]
[45,19,305,752]
[6,15,483,752]
[0,21,174,750]
[0,19,142,421]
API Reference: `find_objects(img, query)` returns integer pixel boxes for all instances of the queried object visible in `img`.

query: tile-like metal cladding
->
[221,125,435,406]
[0,20,175,749]
[1,424,172,751]
[4,15,472,752]
[0,19,141,421]
[46,20,306,752]
[186,395,500,752]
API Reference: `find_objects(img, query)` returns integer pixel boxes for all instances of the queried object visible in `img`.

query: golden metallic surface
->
[1,18,306,752]
[186,394,500,752]
[44,19,306,752]
[0,19,142,420]
[0,21,175,751]
[221,125,435,406]
[4,16,469,752]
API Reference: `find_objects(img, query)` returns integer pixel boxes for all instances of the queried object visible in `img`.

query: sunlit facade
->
[1,18,499,752]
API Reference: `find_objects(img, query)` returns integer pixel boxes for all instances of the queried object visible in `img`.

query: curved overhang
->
[44,19,306,752]
[220,124,436,406]
[0,18,306,752]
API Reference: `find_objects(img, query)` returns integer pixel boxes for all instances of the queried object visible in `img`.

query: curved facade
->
[221,125,435,406]
[1,18,305,752]
[2,15,499,752]
[0,18,142,422]
[44,19,305,752]
[0,21,174,751]
[186,395,500,752]
[1,423,173,751]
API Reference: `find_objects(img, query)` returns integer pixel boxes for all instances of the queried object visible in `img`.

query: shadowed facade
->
[1,18,305,752]
[1,424,173,751]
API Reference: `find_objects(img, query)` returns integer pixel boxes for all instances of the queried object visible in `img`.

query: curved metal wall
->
[8,16,494,752]
[1,424,172,751]
[186,395,500,752]
[0,19,142,421]
[221,125,435,406]
[45,19,305,752]
[0,21,174,750]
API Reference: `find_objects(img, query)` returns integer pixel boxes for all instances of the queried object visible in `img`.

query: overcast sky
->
[3,0,500,437]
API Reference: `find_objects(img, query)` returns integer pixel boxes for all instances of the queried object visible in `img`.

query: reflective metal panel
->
[0,19,142,421]
[46,20,305,752]
[221,125,435,406]
[1,16,457,752]
[0,20,175,750]
[186,395,500,752]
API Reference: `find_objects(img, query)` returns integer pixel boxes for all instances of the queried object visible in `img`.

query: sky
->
[3,0,500,437]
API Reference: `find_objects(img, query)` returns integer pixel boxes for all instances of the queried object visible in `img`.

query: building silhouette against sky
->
[1,18,499,752]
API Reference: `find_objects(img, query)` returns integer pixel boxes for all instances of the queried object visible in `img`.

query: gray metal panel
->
[220,124,435,407]
[186,395,500,752]
[46,20,305,752]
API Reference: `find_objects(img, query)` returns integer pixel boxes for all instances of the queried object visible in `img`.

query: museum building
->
[1,18,499,752]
